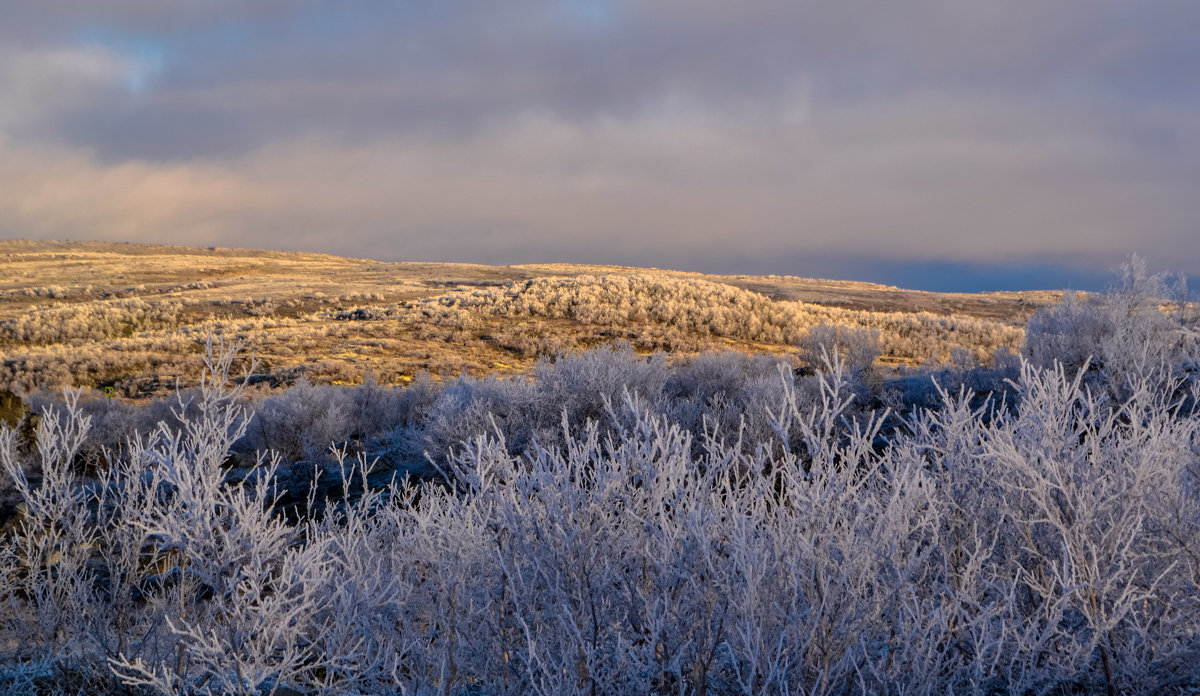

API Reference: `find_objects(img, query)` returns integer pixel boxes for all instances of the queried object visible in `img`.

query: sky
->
[1,1,1198,291]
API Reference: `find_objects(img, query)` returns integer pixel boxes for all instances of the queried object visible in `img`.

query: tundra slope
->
[1,240,1047,396]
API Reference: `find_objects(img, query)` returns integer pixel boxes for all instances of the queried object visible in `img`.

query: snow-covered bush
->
[660,351,791,451]
[245,377,355,463]
[797,324,881,374]
[418,343,670,466]
[1024,256,1199,397]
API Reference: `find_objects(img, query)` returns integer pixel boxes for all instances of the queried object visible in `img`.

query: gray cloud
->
[2,1,1199,289]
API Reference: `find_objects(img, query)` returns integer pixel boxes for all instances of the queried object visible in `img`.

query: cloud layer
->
[3,1,1199,289]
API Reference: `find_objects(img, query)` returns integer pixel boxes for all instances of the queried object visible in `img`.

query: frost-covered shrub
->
[0,391,96,663]
[419,344,670,465]
[245,378,354,463]
[1023,290,1111,375]
[0,298,182,346]
[340,371,428,441]
[661,351,791,449]
[1024,256,1198,396]
[798,324,880,374]
[419,372,538,465]
[244,371,427,467]
[105,340,329,696]
[527,343,669,442]
[25,389,180,471]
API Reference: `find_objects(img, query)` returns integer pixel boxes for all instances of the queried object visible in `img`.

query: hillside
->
[0,240,1053,396]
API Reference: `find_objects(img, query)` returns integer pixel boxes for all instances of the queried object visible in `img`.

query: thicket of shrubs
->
[0,259,1197,695]
[401,273,1025,362]
[0,298,182,347]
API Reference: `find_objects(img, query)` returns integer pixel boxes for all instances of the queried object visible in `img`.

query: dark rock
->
[0,389,39,453]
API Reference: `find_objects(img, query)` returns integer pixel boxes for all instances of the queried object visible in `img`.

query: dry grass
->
[0,240,1054,396]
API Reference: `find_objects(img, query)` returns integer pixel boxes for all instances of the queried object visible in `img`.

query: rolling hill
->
[0,240,1055,396]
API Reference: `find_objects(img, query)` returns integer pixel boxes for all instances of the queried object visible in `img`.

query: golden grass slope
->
[0,240,1056,396]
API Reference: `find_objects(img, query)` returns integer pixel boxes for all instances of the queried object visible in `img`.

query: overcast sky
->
[2,1,1198,290]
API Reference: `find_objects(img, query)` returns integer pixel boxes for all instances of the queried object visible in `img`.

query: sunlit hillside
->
[0,240,1054,397]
